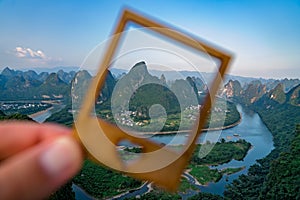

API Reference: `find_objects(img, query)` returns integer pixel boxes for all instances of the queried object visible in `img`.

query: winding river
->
[113,104,274,199]
[196,105,274,196]
[32,104,274,199]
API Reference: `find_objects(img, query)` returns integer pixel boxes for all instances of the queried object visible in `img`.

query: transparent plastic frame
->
[73,9,232,191]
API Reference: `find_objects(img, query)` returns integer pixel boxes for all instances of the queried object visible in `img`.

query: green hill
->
[0,67,75,100]
[287,84,300,106]
[0,110,33,121]
[260,125,300,199]
[224,83,300,199]
[113,61,199,113]
[267,83,286,104]
[37,73,70,99]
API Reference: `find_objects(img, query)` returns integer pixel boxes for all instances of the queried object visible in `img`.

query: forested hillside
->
[0,110,33,121]
[223,81,300,199]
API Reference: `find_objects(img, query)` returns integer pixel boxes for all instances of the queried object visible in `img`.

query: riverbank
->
[28,106,54,118]
[53,104,275,199]
[184,170,202,187]
[110,182,151,200]
[29,102,66,123]
[132,113,242,136]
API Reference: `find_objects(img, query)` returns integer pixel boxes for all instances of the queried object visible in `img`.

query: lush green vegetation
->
[187,192,223,200]
[124,188,181,200]
[178,176,198,193]
[191,139,251,166]
[223,101,240,127]
[184,139,250,187]
[49,95,240,134]
[225,164,271,199]
[2,68,296,199]
[129,83,181,118]
[254,101,300,153]
[120,140,250,191]
[47,139,250,199]
[188,165,245,187]
[189,165,222,185]
[221,166,245,175]
[225,92,300,199]
[260,125,300,199]
[45,104,73,127]
[47,73,300,199]
[0,71,70,101]
[0,111,33,121]
[96,62,241,132]
[96,96,240,133]
[73,160,142,199]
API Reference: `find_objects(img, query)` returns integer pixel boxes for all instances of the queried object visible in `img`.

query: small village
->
[112,102,231,130]
[0,102,50,113]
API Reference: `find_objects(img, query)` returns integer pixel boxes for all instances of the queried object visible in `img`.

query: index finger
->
[0,121,72,161]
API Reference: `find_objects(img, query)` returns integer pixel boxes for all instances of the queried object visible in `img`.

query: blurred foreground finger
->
[0,122,72,160]
[0,136,83,200]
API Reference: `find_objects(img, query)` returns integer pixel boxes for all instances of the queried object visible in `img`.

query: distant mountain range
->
[110,68,300,92]
[111,61,200,119]
[221,79,300,107]
[19,66,80,73]
[0,65,299,103]
[0,67,116,101]
[0,67,72,100]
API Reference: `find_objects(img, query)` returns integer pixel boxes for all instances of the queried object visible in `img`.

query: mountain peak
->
[269,83,286,104]
[287,84,300,106]
[74,70,92,80]
[1,67,15,76]
[221,79,242,98]
[44,73,65,85]
[130,61,148,74]
[133,61,146,67]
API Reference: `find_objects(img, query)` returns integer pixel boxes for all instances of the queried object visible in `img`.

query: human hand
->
[0,121,83,200]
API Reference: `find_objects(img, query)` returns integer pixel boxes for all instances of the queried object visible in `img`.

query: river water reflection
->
[151,105,274,196]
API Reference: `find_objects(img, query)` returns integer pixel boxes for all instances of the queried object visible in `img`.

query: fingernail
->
[40,137,78,176]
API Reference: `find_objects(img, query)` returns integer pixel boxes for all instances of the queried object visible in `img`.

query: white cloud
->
[12,46,64,66]
[15,46,48,60]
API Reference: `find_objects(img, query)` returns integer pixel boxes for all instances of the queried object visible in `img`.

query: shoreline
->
[184,169,204,187]
[28,106,54,118]
[133,112,242,136]
[108,181,151,200]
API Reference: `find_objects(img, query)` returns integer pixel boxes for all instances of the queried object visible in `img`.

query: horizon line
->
[0,66,299,81]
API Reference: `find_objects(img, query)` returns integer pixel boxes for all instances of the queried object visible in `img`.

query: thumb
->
[0,137,83,200]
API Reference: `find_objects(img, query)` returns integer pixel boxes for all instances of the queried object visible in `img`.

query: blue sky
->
[0,0,299,78]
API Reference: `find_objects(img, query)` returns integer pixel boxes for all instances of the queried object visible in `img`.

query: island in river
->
[67,139,251,200]
[40,98,245,199]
